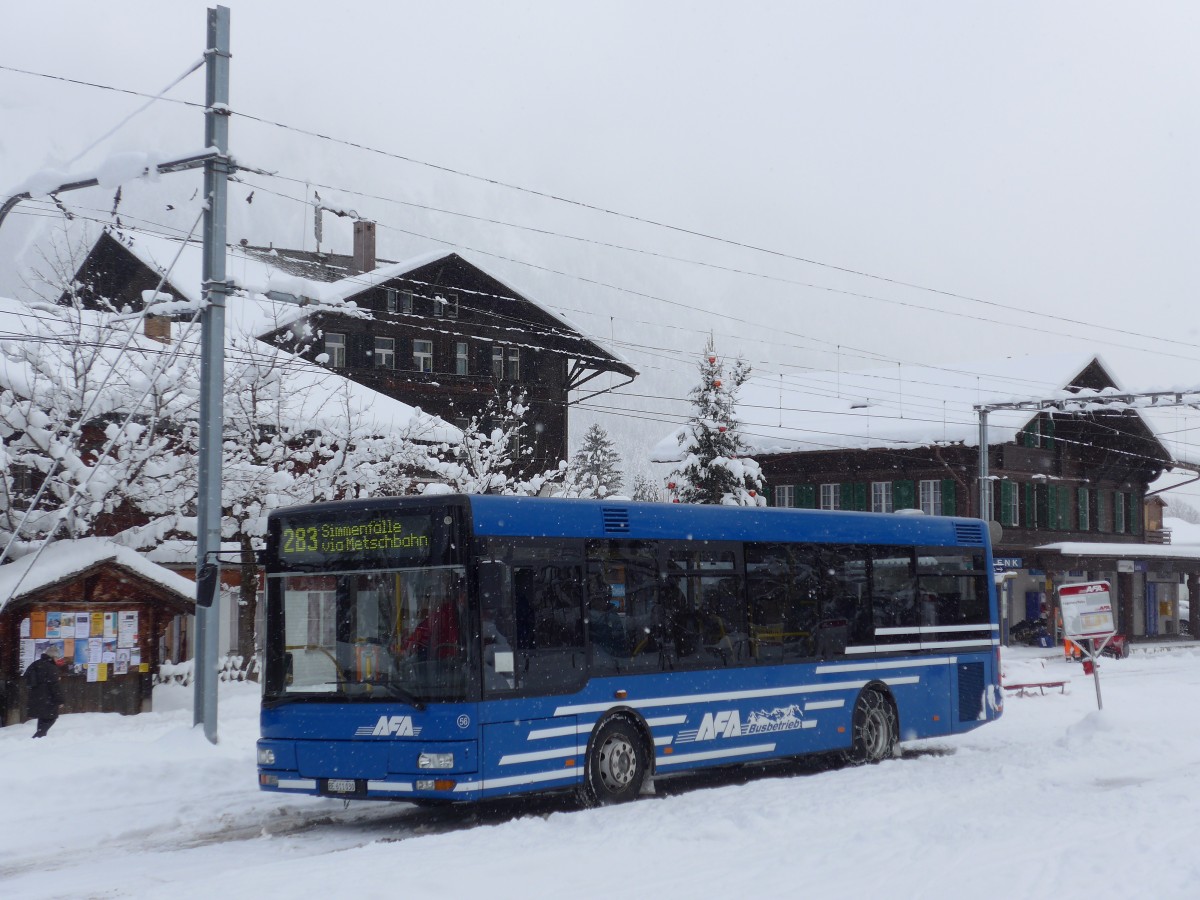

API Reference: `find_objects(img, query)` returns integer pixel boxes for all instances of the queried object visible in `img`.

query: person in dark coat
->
[24,644,65,738]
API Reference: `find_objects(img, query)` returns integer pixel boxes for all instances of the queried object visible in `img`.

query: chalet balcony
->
[1145,528,1172,545]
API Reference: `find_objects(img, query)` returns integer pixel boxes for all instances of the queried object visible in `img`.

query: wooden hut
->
[0,538,194,726]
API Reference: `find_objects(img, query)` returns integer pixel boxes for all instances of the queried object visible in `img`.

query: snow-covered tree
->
[669,338,765,506]
[0,295,196,551]
[423,390,564,496]
[630,473,662,502]
[568,423,623,498]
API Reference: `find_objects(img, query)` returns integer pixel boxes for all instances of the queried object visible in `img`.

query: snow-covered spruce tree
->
[569,423,623,498]
[669,338,765,506]
[423,390,565,496]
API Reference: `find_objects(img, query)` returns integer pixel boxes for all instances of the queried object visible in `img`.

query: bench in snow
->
[1002,681,1066,696]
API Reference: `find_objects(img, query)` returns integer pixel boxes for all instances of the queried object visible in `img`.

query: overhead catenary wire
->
[5,60,1196,367]
[10,207,1191,468]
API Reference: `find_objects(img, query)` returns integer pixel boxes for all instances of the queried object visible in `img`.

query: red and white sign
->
[1058,581,1116,640]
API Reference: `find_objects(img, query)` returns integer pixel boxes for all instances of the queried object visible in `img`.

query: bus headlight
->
[258,747,277,766]
[418,752,454,769]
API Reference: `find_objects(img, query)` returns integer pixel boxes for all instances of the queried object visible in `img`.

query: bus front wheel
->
[579,717,648,806]
[846,688,897,765]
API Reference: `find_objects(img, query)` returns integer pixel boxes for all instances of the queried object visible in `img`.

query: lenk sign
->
[1058,581,1116,640]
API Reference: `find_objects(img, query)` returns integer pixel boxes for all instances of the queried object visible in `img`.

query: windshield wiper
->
[334,678,426,711]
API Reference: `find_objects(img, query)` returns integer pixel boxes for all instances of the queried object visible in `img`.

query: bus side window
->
[585,540,661,676]
[485,550,585,697]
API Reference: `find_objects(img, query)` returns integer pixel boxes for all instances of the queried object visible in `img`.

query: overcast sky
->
[2,1,1199,491]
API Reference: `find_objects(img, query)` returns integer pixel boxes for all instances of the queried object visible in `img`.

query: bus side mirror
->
[196,563,219,609]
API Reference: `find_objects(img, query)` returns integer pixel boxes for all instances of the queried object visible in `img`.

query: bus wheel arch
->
[577,709,653,807]
[845,682,899,765]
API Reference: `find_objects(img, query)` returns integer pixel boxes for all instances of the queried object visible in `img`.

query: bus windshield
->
[273,565,469,703]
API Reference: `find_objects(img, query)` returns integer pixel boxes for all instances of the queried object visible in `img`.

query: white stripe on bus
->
[554,677,892,717]
[500,745,587,766]
[453,769,584,792]
[846,639,995,654]
[366,781,413,793]
[656,743,777,767]
[803,699,844,710]
[875,624,998,635]
[815,657,957,674]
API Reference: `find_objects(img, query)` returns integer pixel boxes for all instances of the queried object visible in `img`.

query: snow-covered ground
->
[4,645,1200,899]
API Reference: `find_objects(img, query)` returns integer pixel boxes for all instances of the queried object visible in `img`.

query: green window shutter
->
[999,481,1012,526]
[1115,492,1125,533]
[853,482,868,511]
[893,480,915,510]
[1036,485,1049,530]
[840,482,854,510]
[798,484,816,509]
[1077,487,1089,531]
[1046,485,1060,530]
[941,479,956,516]
[1043,417,1056,449]
[1024,483,1036,528]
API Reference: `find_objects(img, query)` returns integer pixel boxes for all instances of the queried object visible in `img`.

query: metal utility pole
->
[194,4,231,743]
[978,408,989,521]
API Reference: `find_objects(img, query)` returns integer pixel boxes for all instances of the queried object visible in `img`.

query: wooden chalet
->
[653,353,1200,641]
[69,226,638,475]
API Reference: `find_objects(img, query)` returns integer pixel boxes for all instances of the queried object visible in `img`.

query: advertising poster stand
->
[1058,581,1117,710]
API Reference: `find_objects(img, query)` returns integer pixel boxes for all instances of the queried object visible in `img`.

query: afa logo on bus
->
[677,704,809,743]
[355,715,424,737]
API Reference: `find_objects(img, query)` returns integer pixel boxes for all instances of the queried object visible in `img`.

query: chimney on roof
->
[144,314,171,344]
[352,220,376,275]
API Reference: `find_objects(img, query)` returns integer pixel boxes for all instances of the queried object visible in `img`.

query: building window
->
[999,481,1019,527]
[1078,487,1090,531]
[374,336,395,369]
[493,345,520,380]
[401,291,414,314]
[435,291,459,318]
[1114,491,1126,533]
[10,465,34,495]
[919,479,942,516]
[385,288,398,314]
[324,332,346,368]
[820,483,841,510]
[775,485,795,508]
[413,339,433,373]
[456,341,470,375]
[871,481,893,514]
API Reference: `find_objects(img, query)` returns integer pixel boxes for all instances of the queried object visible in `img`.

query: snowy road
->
[4,647,1200,899]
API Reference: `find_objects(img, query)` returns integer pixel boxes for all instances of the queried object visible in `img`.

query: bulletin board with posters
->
[19,608,147,683]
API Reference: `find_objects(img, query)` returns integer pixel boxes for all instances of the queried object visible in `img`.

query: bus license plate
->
[327,779,357,793]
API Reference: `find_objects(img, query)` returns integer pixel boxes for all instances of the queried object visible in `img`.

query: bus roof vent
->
[601,507,630,534]
[954,522,985,545]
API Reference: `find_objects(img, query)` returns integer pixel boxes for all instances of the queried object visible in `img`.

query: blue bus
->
[257,495,1003,805]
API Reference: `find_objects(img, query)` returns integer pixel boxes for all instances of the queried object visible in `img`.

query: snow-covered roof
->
[0,537,196,613]
[0,293,460,445]
[651,352,1169,462]
[1035,541,1200,561]
[113,231,633,372]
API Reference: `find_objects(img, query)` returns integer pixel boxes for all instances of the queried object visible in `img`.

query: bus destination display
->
[278,514,432,565]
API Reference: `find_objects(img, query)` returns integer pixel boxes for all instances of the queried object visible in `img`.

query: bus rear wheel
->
[578,717,648,806]
[846,688,897,765]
